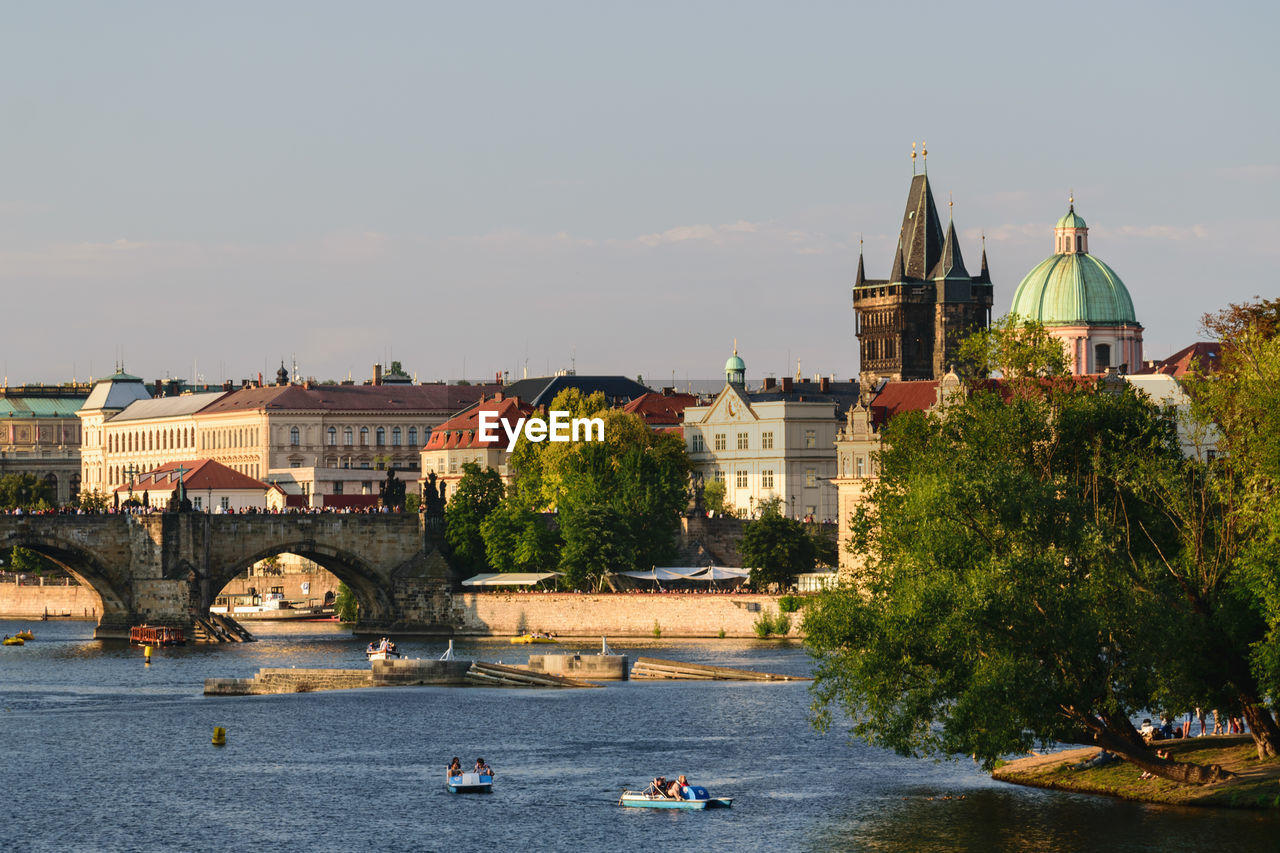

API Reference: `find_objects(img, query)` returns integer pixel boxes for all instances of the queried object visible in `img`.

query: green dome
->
[725,354,745,373]
[1010,253,1136,326]
[1055,207,1087,230]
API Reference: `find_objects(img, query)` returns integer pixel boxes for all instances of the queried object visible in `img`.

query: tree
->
[955,314,1071,380]
[702,479,729,516]
[806,367,1234,784]
[74,489,110,512]
[739,498,816,590]
[444,463,506,573]
[333,582,358,622]
[7,546,59,576]
[489,389,691,589]
[0,474,54,510]
[481,504,560,574]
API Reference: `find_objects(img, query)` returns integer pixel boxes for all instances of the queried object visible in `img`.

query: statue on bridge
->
[422,472,446,519]
[379,469,407,512]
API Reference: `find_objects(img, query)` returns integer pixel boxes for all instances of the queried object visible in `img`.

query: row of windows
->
[711,467,816,489]
[314,426,421,448]
[108,427,196,454]
[700,431,776,452]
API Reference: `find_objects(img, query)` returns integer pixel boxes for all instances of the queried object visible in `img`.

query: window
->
[290,462,301,469]
[804,505,816,517]
[735,469,748,489]
[714,433,726,451]
[376,427,386,446]
[192,496,203,510]
[761,469,774,489]
[290,426,300,446]
[1094,343,1111,371]
[220,497,231,511]
[328,427,337,446]
[360,462,370,469]
[408,427,418,447]
[737,432,748,450]
[360,427,369,445]
[804,430,816,449]
[713,469,725,483]
[761,431,774,449]
[392,427,402,446]
[333,481,344,495]
[344,427,353,446]
[856,457,866,478]
[691,434,705,453]
[805,468,816,488]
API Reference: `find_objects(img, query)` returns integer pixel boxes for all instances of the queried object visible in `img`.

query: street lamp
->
[790,495,796,520]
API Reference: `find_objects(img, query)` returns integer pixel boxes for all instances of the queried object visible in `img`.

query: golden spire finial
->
[949,192,953,217]
[911,142,916,161]
[922,139,927,159]
[1069,189,1074,209]
[733,337,738,357]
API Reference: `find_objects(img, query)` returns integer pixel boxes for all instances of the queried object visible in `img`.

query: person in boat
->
[650,776,668,796]
[667,775,689,799]
[447,757,462,777]
[474,758,493,776]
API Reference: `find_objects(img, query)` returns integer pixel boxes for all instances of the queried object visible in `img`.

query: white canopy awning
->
[461,572,560,587]
[619,566,750,582]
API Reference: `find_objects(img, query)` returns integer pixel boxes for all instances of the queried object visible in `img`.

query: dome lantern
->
[1054,193,1089,254]
[724,341,746,387]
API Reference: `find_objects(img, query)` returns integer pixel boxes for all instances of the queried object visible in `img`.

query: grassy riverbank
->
[993,735,1280,809]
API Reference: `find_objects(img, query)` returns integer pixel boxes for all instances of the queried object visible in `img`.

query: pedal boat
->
[619,785,732,809]
[446,771,493,794]
[509,633,558,645]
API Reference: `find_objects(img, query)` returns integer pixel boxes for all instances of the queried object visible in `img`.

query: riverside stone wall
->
[455,592,801,639]
[0,582,100,619]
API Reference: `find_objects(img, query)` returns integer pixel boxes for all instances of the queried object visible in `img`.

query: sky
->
[2,1,1276,387]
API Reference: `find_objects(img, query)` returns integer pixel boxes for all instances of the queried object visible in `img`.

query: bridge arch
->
[209,541,395,622]
[0,529,129,625]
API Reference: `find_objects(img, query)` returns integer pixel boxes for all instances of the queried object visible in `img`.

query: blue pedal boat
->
[619,784,731,809]
[446,771,493,794]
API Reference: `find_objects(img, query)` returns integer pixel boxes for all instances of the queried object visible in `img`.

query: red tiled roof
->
[868,380,939,427]
[622,392,699,426]
[423,396,536,451]
[114,458,269,494]
[322,494,379,509]
[196,383,502,416]
[1136,342,1221,377]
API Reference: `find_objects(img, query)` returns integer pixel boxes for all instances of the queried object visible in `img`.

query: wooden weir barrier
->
[629,657,809,682]
[466,661,601,688]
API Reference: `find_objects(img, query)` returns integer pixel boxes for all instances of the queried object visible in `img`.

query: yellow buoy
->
[144,645,153,665]
[212,726,226,747]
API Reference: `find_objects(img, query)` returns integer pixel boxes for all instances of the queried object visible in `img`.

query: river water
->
[2,620,1277,852]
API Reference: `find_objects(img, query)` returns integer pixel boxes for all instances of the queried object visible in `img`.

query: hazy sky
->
[3,1,1275,386]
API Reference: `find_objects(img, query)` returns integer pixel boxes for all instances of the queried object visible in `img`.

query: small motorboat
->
[366,639,401,661]
[15,630,34,641]
[619,780,731,810]
[509,632,558,645]
[2,636,25,646]
[446,771,493,794]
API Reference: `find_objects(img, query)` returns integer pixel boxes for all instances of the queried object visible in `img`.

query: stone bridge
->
[0,514,458,639]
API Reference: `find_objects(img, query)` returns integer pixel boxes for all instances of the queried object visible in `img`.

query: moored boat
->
[129,625,186,646]
[446,771,493,794]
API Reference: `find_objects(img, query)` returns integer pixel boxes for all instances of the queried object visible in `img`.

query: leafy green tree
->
[0,474,54,510]
[444,463,505,573]
[73,489,110,512]
[481,503,560,573]
[806,367,1235,784]
[701,479,729,516]
[333,582,358,622]
[955,314,1071,380]
[739,498,816,590]
[559,504,634,591]
[6,546,59,576]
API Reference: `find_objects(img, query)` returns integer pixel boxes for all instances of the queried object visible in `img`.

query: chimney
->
[153,379,163,398]
[662,386,674,396]
[304,378,315,390]
[781,377,793,392]
[763,376,776,390]
[222,380,234,392]
[493,391,504,402]
[819,377,830,393]
[373,364,383,386]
